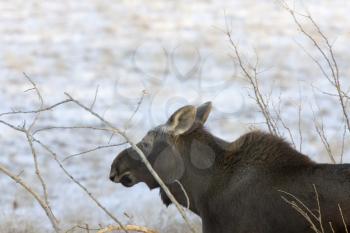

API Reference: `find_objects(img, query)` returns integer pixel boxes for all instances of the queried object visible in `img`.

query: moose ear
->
[166,105,197,136]
[196,101,212,125]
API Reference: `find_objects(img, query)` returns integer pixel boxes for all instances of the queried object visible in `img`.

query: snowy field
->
[0,0,350,232]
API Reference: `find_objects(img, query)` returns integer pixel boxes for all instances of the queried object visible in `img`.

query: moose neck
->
[161,127,230,216]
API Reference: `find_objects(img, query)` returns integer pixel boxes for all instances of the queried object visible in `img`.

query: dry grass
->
[0,216,44,233]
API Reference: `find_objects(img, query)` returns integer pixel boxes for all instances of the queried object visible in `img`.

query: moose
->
[110,102,350,233]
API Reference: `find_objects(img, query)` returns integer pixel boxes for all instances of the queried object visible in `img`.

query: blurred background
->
[0,0,349,232]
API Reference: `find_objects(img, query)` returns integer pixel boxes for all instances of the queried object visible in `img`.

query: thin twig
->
[34,138,129,233]
[63,142,127,161]
[280,185,330,233]
[65,224,102,233]
[281,1,350,134]
[0,99,72,117]
[23,73,44,131]
[281,195,320,233]
[279,187,323,233]
[298,86,303,152]
[90,85,100,110]
[33,126,110,135]
[0,164,60,233]
[338,204,349,233]
[25,131,57,224]
[64,92,198,233]
[272,95,296,148]
[313,184,325,233]
[174,179,190,209]
[278,189,318,221]
[124,90,147,132]
[226,27,279,136]
[312,110,336,164]
[108,90,147,144]
[340,124,347,164]
[329,222,336,233]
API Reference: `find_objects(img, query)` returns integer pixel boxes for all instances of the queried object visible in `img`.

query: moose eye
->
[140,142,152,151]
[139,133,154,153]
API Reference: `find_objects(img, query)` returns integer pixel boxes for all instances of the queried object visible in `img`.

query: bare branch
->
[313,184,325,233]
[281,1,350,133]
[34,138,129,233]
[97,225,157,233]
[329,222,336,233]
[174,179,190,209]
[65,224,102,233]
[64,92,198,233]
[297,87,303,152]
[312,111,336,164]
[124,90,147,132]
[340,124,347,164]
[279,186,325,233]
[25,131,57,224]
[63,142,127,161]
[226,31,279,136]
[0,116,128,233]
[0,99,72,117]
[23,73,44,131]
[90,85,100,110]
[310,86,336,163]
[338,204,349,233]
[0,119,59,231]
[0,119,26,132]
[0,164,60,233]
[22,73,59,225]
[272,95,296,148]
[108,90,147,144]
[33,126,110,135]
[280,195,320,233]
[293,39,333,85]
[278,189,318,221]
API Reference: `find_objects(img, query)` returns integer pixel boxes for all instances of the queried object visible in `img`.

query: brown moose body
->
[110,102,350,233]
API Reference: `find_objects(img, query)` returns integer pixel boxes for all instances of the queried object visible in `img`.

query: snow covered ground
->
[0,0,350,232]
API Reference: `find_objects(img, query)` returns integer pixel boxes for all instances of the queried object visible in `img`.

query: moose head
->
[109,102,214,190]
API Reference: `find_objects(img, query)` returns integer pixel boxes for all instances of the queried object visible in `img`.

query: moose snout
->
[109,170,117,182]
[110,149,140,187]
[109,167,135,187]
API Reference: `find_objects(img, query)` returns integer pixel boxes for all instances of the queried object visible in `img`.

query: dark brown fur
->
[110,104,350,233]
[221,130,314,169]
